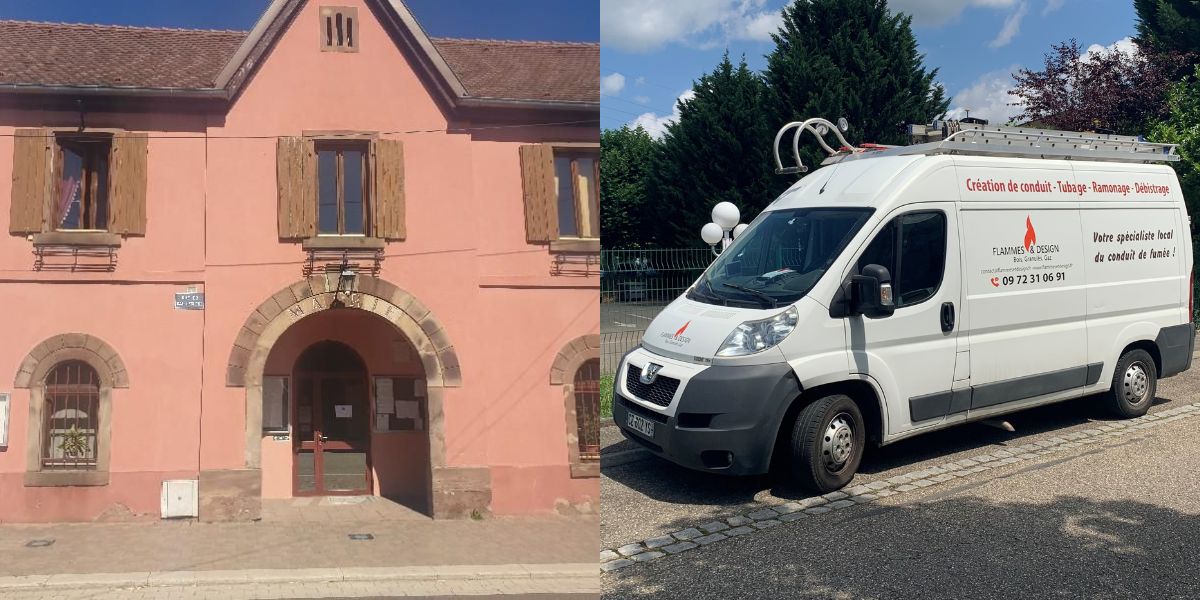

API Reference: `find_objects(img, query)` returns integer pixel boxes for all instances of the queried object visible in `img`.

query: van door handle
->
[940,302,955,332]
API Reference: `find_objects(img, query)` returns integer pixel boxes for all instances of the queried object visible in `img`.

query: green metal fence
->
[600,248,713,376]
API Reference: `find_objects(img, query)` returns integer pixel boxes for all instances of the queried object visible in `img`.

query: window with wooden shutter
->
[277,136,316,239]
[106,132,147,236]
[519,144,557,243]
[372,138,405,240]
[9,128,51,235]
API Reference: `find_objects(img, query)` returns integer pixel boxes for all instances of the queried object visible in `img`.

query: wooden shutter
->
[9,128,51,234]
[372,138,406,240]
[519,144,558,243]
[107,132,149,236]
[276,136,315,239]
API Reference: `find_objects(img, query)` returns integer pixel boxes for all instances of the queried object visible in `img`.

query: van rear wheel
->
[789,394,865,493]
[1106,349,1157,418]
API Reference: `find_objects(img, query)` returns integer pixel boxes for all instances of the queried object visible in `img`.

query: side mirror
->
[849,264,895,318]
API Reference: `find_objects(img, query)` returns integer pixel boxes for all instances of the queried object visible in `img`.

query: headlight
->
[716,306,799,357]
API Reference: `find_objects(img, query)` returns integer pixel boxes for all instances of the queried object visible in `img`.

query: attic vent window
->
[321,6,358,52]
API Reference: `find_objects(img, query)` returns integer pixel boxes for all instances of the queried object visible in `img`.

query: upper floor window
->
[553,151,599,239]
[519,144,601,246]
[316,141,370,236]
[55,135,111,231]
[321,6,359,52]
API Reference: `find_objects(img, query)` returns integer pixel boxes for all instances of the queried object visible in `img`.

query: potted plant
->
[57,425,90,459]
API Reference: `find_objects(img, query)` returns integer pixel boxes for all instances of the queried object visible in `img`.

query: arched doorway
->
[292,341,371,496]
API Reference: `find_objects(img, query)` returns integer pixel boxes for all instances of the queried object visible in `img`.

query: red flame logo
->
[1023,216,1036,251]
[674,321,691,338]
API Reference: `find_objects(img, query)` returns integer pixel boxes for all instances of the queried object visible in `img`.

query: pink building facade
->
[0,0,601,522]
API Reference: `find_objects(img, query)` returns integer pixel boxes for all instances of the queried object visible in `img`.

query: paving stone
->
[725,526,755,537]
[827,499,856,509]
[775,502,804,515]
[644,535,675,549]
[932,474,955,483]
[630,551,665,562]
[1019,453,1038,459]
[887,474,914,485]
[913,479,936,488]
[617,544,644,557]
[698,521,729,534]
[672,528,704,541]
[926,466,947,475]
[726,516,753,527]
[876,489,898,497]
[752,519,782,530]
[797,497,828,509]
[694,533,727,545]
[748,508,781,521]
[821,491,849,501]
[843,485,871,496]
[601,559,635,572]
[779,512,807,522]
[992,449,1014,458]
[851,494,879,503]
[662,541,698,554]
[804,507,833,515]
[865,481,891,491]
[896,484,918,492]
[958,458,979,467]
[600,550,619,562]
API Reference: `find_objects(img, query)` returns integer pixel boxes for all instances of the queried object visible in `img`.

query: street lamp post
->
[702,201,746,256]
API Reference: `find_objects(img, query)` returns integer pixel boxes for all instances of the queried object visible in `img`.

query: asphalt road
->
[602,363,1200,599]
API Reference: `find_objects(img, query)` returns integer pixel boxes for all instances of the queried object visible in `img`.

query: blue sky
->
[0,0,599,42]
[601,0,1139,135]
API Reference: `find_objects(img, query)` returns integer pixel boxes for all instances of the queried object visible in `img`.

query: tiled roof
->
[0,20,600,104]
[431,38,599,104]
[0,20,245,89]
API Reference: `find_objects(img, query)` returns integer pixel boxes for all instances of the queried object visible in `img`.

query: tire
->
[1105,349,1157,418]
[788,394,865,493]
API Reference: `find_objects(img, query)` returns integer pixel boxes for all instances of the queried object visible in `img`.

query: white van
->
[614,118,1194,492]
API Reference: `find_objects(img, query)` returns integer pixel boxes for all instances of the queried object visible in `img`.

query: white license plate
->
[626,412,656,438]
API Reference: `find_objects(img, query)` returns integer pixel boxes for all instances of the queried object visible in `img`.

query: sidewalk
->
[0,498,598,598]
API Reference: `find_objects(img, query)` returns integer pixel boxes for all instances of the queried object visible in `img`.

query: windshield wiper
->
[721,283,778,308]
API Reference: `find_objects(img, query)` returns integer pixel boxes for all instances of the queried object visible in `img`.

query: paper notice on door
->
[335,404,352,418]
[376,414,390,431]
[395,400,420,419]
[376,398,394,415]
[376,378,394,402]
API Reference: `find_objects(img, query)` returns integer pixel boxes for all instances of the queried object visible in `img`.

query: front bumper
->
[614,348,801,475]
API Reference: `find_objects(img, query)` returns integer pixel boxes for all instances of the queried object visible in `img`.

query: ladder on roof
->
[774,118,1180,176]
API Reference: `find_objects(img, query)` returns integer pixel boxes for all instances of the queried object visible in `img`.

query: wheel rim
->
[822,412,855,471]
[1122,362,1151,405]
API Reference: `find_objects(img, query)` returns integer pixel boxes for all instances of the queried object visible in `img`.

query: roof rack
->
[774,118,1179,176]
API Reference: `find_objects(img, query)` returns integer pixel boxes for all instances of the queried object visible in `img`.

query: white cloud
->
[630,90,696,138]
[634,76,646,85]
[1042,0,1065,15]
[888,0,1018,27]
[989,1,1028,48]
[944,66,1024,125]
[601,0,783,53]
[633,95,651,104]
[1083,36,1137,59]
[601,72,627,96]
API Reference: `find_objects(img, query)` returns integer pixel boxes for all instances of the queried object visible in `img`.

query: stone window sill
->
[570,462,600,479]
[31,232,122,248]
[302,236,386,250]
[550,238,600,253]
[25,470,110,487]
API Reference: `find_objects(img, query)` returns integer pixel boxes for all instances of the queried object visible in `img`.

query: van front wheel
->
[1106,349,1157,418]
[788,394,865,493]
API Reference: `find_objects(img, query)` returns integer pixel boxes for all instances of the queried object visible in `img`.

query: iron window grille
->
[574,359,601,462]
[42,361,100,470]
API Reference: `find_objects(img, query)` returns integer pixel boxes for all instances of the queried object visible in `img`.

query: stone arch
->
[551,334,600,478]
[14,333,128,487]
[14,333,129,389]
[225,273,461,478]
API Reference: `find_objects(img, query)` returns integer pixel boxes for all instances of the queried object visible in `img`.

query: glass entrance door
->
[292,342,372,496]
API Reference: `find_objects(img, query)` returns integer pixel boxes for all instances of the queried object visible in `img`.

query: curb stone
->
[600,401,1200,573]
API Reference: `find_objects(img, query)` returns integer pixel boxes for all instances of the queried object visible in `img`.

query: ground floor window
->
[574,359,601,462]
[43,361,100,470]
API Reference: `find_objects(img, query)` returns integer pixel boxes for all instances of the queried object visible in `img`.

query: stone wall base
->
[430,466,492,519]
[199,469,261,522]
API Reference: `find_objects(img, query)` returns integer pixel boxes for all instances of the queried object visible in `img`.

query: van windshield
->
[689,207,874,308]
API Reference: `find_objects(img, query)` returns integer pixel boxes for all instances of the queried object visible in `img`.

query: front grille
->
[625,363,681,408]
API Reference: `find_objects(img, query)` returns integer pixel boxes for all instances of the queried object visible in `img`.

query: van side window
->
[857,211,946,308]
